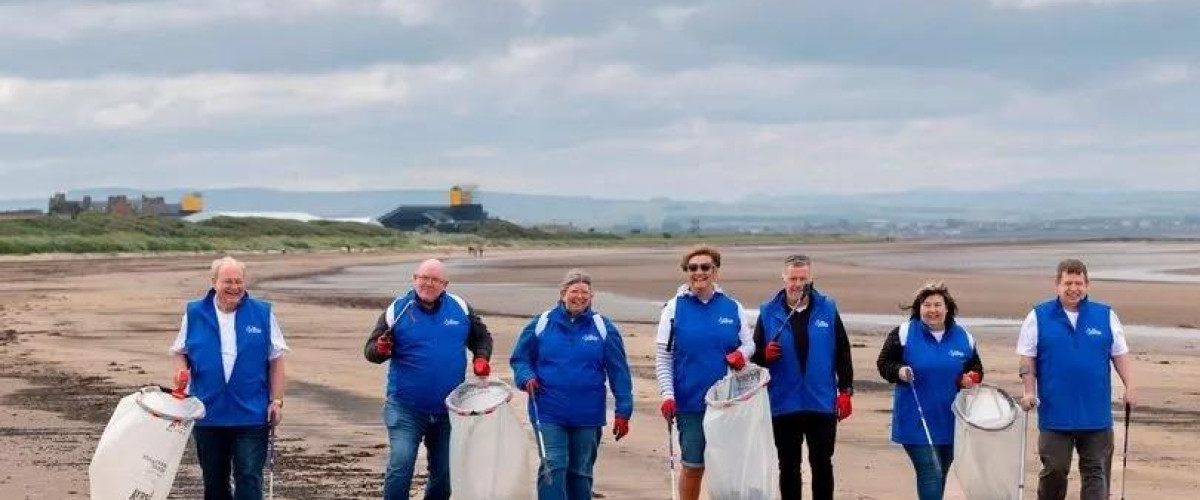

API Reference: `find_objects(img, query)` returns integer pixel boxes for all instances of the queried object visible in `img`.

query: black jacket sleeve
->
[750,315,767,365]
[465,305,494,360]
[364,311,390,364]
[876,326,905,383]
[963,348,984,380]
[833,313,854,392]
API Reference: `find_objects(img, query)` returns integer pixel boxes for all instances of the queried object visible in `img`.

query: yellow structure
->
[449,185,476,206]
[181,192,204,214]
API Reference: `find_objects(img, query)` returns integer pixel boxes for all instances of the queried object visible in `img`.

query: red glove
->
[765,341,783,363]
[524,378,541,394]
[612,417,629,441]
[726,350,747,371]
[835,391,853,421]
[660,398,676,420]
[960,371,982,388]
[473,357,490,377]
[375,335,393,357]
[172,369,189,399]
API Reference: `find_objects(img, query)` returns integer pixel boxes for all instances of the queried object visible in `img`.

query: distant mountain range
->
[3,186,1199,229]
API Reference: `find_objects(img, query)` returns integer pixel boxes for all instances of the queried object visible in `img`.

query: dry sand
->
[1,242,1197,499]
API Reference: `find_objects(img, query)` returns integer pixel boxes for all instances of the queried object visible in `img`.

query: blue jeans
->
[675,412,706,468]
[192,425,268,500]
[903,444,955,500]
[383,399,451,500]
[535,423,601,500]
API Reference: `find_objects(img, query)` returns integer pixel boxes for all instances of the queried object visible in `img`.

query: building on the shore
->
[48,192,204,218]
[378,185,489,231]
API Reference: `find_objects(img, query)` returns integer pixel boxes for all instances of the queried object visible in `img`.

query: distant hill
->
[3,187,1199,229]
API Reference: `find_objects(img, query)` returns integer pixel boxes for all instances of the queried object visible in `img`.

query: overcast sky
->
[1,0,1198,202]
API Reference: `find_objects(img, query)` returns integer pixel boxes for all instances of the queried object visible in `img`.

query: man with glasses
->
[751,254,854,500]
[364,258,494,500]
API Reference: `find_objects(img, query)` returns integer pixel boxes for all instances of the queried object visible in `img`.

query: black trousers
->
[1037,429,1114,500]
[772,411,837,500]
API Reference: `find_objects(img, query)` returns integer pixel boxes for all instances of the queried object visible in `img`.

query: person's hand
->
[898,366,915,383]
[268,399,283,427]
[1123,386,1137,407]
[1020,393,1038,411]
[835,391,853,421]
[960,371,982,389]
[726,350,747,371]
[524,378,541,394]
[612,417,630,441]
[473,357,490,377]
[172,369,189,399]
[375,335,393,357]
[765,342,783,363]
[660,398,677,421]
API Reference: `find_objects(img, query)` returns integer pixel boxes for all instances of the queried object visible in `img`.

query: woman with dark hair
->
[877,281,984,500]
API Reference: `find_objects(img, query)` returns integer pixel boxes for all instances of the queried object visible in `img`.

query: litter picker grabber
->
[530,393,552,486]
[1121,401,1131,500]
[267,425,277,500]
[667,419,679,500]
[909,380,943,476]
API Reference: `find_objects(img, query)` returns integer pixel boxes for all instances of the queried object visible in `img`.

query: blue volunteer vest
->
[759,289,840,415]
[1034,297,1115,431]
[890,319,975,445]
[386,290,471,415]
[670,291,745,414]
[185,289,273,427]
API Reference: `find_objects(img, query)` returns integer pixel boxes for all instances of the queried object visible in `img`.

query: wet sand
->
[2,242,1198,499]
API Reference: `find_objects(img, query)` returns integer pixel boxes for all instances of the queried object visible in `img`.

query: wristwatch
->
[272,398,284,408]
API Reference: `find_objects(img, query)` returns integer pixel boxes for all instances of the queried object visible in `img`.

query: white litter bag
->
[951,383,1027,500]
[445,377,536,500]
[703,365,778,500]
[89,386,206,500]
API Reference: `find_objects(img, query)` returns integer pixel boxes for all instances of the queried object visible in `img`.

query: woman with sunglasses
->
[654,245,756,500]
[510,269,634,500]
[876,281,984,500]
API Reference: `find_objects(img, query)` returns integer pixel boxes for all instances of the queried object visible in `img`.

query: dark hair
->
[903,281,958,325]
[680,245,722,271]
[1056,258,1089,283]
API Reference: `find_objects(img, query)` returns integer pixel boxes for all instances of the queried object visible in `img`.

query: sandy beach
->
[2,241,1197,499]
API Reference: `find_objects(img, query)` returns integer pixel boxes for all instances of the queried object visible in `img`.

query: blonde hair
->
[210,256,246,279]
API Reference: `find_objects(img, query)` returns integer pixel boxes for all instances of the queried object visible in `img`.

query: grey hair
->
[559,268,593,293]
[211,256,246,279]
[783,254,811,267]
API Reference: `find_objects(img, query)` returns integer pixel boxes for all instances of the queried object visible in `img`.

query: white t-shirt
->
[1015,308,1129,358]
[169,302,290,382]
[930,329,945,342]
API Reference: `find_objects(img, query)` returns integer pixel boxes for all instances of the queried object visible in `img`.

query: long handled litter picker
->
[268,425,276,500]
[530,394,552,486]
[1121,402,1131,500]
[667,419,679,500]
[1018,407,1029,499]
[909,380,943,476]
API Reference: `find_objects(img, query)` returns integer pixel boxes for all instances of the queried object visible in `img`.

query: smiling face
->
[561,282,593,316]
[412,259,448,304]
[1056,271,1089,311]
[782,264,811,305]
[684,254,718,295]
[212,263,245,312]
[920,293,947,331]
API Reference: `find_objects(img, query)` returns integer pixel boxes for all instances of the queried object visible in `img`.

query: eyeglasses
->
[685,263,715,272]
[413,274,448,285]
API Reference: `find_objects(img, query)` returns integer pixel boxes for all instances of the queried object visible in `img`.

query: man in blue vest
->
[1017,258,1136,500]
[170,256,290,500]
[752,254,854,500]
[364,258,494,500]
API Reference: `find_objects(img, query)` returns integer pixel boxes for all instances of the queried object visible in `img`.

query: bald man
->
[364,259,494,500]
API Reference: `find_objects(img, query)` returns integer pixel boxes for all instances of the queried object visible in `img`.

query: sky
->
[1,0,1198,202]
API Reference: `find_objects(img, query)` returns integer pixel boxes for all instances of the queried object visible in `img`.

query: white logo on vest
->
[443,318,462,326]
[245,325,263,334]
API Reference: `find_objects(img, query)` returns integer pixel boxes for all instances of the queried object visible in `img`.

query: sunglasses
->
[684,263,715,272]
